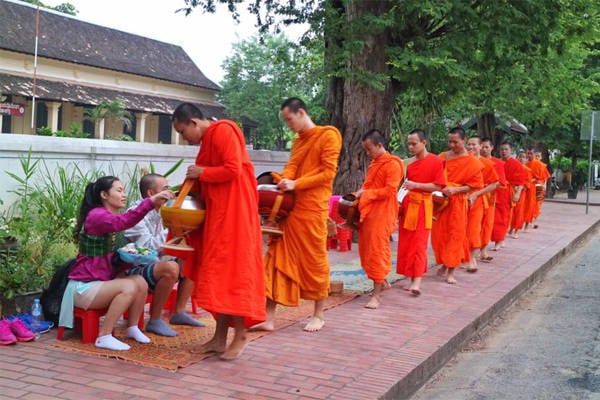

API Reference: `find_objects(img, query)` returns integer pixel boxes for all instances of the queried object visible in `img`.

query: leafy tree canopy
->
[219,32,325,150]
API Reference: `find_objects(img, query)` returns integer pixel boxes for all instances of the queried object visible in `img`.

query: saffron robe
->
[188,120,266,328]
[478,157,500,248]
[431,153,483,268]
[358,153,404,283]
[263,125,342,306]
[526,159,551,218]
[397,154,445,278]
[521,166,537,225]
[504,157,528,231]
[491,157,510,242]
[466,157,496,250]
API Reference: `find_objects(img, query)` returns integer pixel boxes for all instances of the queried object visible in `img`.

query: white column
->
[46,101,61,132]
[135,112,148,143]
[171,125,180,145]
[95,119,105,140]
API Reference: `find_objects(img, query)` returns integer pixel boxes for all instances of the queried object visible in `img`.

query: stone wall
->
[0,134,288,212]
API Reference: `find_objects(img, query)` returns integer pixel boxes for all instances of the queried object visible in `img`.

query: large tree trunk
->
[476,112,496,141]
[326,0,397,195]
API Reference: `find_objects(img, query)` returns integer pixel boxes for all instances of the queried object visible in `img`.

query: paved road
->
[411,226,600,400]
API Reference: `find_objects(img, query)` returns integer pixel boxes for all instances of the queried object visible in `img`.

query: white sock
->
[126,326,151,343]
[95,334,130,351]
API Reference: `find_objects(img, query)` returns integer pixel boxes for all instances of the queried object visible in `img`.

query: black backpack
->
[40,258,76,325]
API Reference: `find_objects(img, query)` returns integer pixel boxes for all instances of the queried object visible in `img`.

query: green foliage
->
[219,33,325,150]
[184,0,600,187]
[0,151,97,299]
[150,158,185,178]
[20,0,78,15]
[105,134,134,141]
[84,99,133,134]
[36,123,90,138]
[550,156,573,172]
[36,126,52,136]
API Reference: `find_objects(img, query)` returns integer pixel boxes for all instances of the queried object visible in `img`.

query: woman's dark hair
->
[172,102,205,123]
[73,176,120,241]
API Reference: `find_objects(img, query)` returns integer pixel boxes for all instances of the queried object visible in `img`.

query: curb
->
[382,218,600,399]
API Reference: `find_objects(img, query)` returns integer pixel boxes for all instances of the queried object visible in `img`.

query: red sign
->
[0,103,26,116]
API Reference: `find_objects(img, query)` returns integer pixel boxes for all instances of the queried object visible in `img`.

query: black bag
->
[40,258,76,325]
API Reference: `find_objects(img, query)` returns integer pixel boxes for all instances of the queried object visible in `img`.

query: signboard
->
[580,110,600,140]
[0,102,26,116]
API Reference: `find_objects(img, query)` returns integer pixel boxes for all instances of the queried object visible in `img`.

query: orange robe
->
[397,154,445,278]
[478,157,500,248]
[526,159,551,218]
[263,125,342,306]
[491,157,510,242]
[431,153,483,268]
[466,157,494,251]
[521,166,536,225]
[357,153,404,283]
[504,157,528,231]
[188,120,266,328]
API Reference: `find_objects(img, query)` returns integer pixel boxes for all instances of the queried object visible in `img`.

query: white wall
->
[0,134,288,212]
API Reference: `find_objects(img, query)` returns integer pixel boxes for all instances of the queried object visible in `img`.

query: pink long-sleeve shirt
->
[68,198,154,282]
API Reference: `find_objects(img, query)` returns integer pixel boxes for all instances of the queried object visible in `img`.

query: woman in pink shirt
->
[60,176,173,351]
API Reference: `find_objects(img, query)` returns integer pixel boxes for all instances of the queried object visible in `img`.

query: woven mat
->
[51,292,358,370]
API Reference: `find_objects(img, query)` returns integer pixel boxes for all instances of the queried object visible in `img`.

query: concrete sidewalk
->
[2,199,599,400]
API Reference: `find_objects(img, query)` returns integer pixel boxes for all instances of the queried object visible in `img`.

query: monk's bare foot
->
[220,337,248,361]
[437,266,447,277]
[410,288,421,296]
[303,317,325,332]
[365,296,380,309]
[247,321,275,332]
[511,232,519,239]
[446,275,457,284]
[382,280,391,290]
[189,338,226,354]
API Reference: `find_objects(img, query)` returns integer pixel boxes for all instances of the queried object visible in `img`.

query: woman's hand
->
[150,189,175,208]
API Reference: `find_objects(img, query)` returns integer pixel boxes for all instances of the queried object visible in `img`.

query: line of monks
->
[355,127,551,308]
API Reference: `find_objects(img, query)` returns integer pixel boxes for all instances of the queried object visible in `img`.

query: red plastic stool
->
[57,304,146,344]
[336,227,352,252]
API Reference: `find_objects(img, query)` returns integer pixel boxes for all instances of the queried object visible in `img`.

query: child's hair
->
[139,173,163,198]
[73,176,120,241]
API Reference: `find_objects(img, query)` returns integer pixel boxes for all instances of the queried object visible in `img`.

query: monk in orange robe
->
[526,148,551,225]
[172,103,266,360]
[481,138,507,254]
[397,129,445,295]
[251,97,342,333]
[518,151,537,229]
[465,136,499,272]
[356,129,403,309]
[500,142,528,240]
[432,127,484,284]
